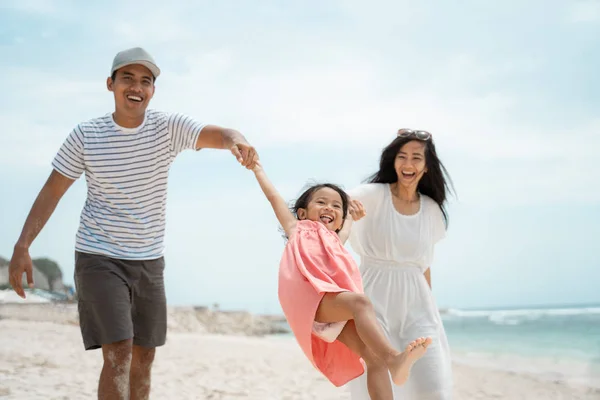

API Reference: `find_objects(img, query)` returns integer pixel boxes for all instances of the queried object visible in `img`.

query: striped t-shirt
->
[52,109,205,260]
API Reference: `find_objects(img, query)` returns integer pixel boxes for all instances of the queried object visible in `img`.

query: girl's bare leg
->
[337,320,393,400]
[316,292,432,385]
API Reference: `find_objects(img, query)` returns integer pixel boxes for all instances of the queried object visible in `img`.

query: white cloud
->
[1,0,598,209]
[111,13,193,44]
[155,50,599,190]
[1,0,58,14]
[0,68,108,167]
[335,0,426,26]
[568,0,600,22]
[0,117,63,168]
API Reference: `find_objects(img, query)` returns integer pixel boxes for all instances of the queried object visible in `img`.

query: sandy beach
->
[1,304,599,400]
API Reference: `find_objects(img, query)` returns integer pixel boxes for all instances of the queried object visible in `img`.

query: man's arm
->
[9,170,75,298]
[195,125,246,149]
[195,125,258,168]
[424,268,431,289]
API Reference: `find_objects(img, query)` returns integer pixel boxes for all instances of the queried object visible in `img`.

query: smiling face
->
[107,64,155,123]
[395,140,428,188]
[297,187,345,232]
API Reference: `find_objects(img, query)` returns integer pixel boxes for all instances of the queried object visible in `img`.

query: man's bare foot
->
[388,337,432,386]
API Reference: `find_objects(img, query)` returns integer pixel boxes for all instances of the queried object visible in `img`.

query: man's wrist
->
[223,129,246,148]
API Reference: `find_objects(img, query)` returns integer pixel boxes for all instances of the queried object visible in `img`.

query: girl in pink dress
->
[251,162,432,399]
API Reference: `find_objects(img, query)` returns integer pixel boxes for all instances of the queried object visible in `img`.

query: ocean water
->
[273,304,600,388]
[442,304,600,388]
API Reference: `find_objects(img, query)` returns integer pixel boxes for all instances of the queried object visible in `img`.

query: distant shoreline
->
[439,302,600,313]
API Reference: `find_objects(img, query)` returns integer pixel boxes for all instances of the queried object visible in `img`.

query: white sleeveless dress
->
[347,183,453,400]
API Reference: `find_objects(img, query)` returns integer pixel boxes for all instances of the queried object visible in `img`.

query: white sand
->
[0,304,600,400]
[1,311,599,399]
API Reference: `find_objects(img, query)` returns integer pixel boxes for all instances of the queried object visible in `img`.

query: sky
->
[1,0,599,314]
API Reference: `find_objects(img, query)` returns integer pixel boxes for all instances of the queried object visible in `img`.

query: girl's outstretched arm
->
[252,162,297,237]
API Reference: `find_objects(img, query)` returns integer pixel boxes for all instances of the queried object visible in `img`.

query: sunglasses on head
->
[397,129,432,141]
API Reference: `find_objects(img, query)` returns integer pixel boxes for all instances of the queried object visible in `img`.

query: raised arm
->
[338,198,366,244]
[251,163,297,237]
[9,170,75,298]
[195,125,258,169]
[337,214,355,244]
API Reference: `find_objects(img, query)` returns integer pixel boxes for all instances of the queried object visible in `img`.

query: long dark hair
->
[366,136,454,225]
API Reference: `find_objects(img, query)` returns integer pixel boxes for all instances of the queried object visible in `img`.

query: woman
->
[347,129,454,399]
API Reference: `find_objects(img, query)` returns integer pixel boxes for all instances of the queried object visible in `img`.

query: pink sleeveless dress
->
[278,219,365,387]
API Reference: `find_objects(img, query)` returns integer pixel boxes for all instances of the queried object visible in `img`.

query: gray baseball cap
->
[111,47,161,78]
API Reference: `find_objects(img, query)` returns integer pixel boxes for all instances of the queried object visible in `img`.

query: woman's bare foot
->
[387,337,432,386]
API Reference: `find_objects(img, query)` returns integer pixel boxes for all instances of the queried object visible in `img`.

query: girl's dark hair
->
[293,183,350,223]
[280,183,349,238]
[366,136,454,225]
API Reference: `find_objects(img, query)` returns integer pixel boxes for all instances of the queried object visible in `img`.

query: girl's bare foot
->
[388,337,432,385]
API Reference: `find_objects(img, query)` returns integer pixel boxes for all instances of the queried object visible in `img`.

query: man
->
[8,47,258,400]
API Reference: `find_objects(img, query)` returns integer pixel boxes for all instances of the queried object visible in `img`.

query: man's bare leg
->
[99,339,133,400]
[129,345,156,400]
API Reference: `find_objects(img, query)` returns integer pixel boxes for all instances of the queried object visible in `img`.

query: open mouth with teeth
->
[401,171,417,179]
[126,94,143,103]
[319,214,334,225]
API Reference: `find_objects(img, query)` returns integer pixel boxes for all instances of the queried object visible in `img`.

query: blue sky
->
[1,0,599,314]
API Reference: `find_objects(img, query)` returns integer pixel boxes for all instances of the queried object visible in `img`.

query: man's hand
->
[348,199,366,221]
[230,141,258,170]
[9,246,34,299]
[6,170,74,299]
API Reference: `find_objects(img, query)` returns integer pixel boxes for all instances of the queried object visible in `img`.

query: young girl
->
[251,162,432,399]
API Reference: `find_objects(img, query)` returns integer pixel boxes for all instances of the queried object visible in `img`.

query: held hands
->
[230,141,259,170]
[348,199,366,221]
[8,246,34,299]
[251,160,263,172]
